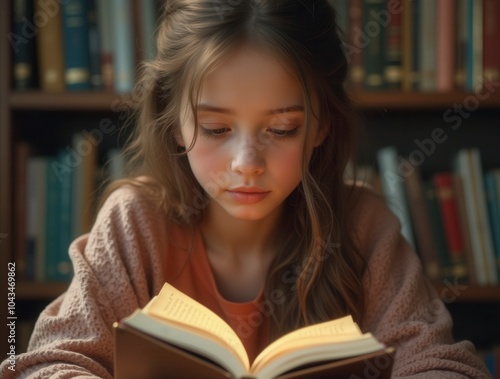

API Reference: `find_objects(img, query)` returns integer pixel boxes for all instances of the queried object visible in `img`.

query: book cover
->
[114,283,395,379]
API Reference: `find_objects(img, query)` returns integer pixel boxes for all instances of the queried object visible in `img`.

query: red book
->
[483,0,500,85]
[433,172,467,280]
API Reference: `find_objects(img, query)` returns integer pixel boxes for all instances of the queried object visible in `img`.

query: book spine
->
[400,0,413,91]
[376,146,415,249]
[96,0,114,91]
[11,0,38,89]
[465,0,483,91]
[61,0,91,90]
[452,174,477,285]
[433,172,467,281]
[87,0,102,89]
[483,0,500,85]
[14,143,29,280]
[455,0,467,89]
[35,0,65,92]
[111,0,136,93]
[384,0,402,89]
[139,0,158,61]
[423,180,451,280]
[45,157,60,281]
[436,0,456,92]
[469,149,498,284]
[347,0,364,89]
[417,0,436,91]
[362,0,387,90]
[485,170,500,277]
[404,169,440,281]
[57,150,74,282]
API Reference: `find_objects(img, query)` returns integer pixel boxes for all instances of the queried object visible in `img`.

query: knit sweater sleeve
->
[1,186,169,379]
[355,188,492,379]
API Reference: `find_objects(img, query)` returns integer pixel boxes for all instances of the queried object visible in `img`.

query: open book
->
[114,283,395,379]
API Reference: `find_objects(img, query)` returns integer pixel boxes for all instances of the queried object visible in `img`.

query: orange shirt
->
[164,224,270,363]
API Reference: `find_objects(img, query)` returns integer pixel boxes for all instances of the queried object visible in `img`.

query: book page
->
[252,315,362,371]
[144,283,250,370]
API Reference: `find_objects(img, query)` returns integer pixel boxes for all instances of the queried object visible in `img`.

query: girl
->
[2,1,491,378]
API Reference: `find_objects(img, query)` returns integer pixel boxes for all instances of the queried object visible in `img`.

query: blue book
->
[61,0,91,90]
[112,0,136,93]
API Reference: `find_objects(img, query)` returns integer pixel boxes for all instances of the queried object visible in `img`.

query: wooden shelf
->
[17,281,69,300]
[350,90,500,110]
[9,91,131,111]
[9,89,500,113]
[435,284,500,303]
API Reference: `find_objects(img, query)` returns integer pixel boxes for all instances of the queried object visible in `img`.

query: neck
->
[200,202,285,258]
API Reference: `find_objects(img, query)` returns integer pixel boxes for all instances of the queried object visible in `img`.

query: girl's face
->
[178,45,325,222]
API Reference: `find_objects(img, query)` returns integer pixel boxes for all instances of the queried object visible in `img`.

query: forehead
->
[198,44,304,109]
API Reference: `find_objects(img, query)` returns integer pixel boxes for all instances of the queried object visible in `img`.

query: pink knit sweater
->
[1,184,492,378]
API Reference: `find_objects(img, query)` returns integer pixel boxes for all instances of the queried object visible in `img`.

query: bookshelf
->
[1,0,500,366]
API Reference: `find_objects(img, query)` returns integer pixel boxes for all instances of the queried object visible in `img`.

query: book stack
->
[329,0,500,92]
[364,146,500,287]
[11,0,161,93]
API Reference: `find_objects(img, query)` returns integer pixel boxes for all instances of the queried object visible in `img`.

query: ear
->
[313,123,329,147]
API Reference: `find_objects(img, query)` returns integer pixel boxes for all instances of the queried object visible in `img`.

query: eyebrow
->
[197,104,305,116]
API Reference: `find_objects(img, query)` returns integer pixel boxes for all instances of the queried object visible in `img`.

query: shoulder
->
[95,176,166,228]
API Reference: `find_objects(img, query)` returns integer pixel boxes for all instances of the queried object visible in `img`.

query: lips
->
[226,187,270,204]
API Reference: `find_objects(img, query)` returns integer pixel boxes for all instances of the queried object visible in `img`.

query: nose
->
[230,135,265,176]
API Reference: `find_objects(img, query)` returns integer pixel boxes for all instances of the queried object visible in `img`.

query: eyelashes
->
[198,125,301,140]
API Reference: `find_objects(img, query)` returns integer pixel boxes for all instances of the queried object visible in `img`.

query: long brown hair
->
[103,0,366,339]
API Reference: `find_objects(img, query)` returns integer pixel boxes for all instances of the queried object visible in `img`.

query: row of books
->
[11,0,161,93]
[14,134,125,282]
[330,0,500,92]
[367,146,500,286]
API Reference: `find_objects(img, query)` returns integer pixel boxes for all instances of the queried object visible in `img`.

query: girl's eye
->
[268,126,300,139]
[199,125,230,138]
